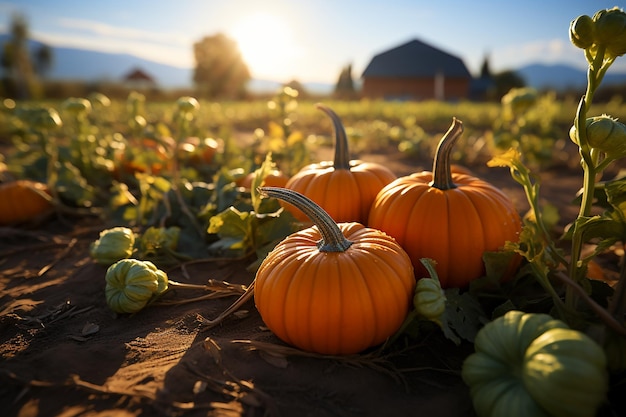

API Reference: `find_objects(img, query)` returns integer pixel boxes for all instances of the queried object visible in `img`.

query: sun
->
[230,12,300,81]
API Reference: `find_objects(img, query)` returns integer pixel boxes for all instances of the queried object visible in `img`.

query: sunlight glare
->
[230,12,301,81]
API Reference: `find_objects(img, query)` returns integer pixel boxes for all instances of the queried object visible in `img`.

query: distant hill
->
[50,46,193,88]
[516,63,626,91]
[0,34,192,88]
[4,34,624,94]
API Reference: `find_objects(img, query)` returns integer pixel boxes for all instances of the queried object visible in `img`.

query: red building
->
[123,68,157,90]
[361,39,472,101]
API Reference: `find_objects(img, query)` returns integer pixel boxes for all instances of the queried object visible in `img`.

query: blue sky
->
[1,0,624,83]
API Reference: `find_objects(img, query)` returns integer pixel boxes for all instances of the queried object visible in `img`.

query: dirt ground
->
[1,145,624,417]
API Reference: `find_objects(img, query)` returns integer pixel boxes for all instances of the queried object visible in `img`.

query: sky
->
[1,0,625,84]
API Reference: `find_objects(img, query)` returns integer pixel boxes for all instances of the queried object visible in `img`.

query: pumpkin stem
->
[259,186,353,252]
[316,103,351,170]
[431,118,464,190]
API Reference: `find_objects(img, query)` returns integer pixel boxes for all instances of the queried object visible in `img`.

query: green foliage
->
[391,258,489,346]
[479,13,626,407]
[207,153,297,268]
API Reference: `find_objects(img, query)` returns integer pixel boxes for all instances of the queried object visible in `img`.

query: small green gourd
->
[105,259,168,313]
[90,227,136,266]
[413,258,446,324]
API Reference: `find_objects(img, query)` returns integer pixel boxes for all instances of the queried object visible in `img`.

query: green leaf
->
[573,215,625,242]
[54,160,96,206]
[137,226,180,258]
[210,169,241,213]
[208,207,251,243]
[605,177,626,218]
[483,250,518,282]
[254,209,295,246]
[440,289,489,345]
[251,153,278,213]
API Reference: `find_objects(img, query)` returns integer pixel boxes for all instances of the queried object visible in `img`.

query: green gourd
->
[105,259,168,313]
[90,227,136,266]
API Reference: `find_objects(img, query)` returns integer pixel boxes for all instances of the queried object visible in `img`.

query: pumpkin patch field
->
[4,12,626,414]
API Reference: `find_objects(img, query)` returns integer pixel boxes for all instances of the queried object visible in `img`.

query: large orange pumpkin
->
[283,104,396,224]
[255,187,415,355]
[0,180,54,225]
[368,119,522,288]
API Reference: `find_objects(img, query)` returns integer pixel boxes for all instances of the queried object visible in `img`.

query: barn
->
[123,68,157,90]
[361,39,472,101]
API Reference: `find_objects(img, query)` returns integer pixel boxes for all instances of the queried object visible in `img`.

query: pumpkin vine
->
[430,117,464,190]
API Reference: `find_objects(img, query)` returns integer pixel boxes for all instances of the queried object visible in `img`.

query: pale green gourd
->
[105,259,169,313]
[90,227,136,266]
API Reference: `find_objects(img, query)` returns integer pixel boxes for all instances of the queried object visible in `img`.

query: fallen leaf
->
[81,322,100,336]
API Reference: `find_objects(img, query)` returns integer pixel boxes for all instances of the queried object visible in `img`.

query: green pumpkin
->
[523,328,608,417]
[105,259,169,313]
[462,310,608,417]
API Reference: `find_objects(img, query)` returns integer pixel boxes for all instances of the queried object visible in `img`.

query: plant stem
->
[555,271,626,336]
[431,118,464,190]
[316,103,351,170]
[259,187,353,252]
[608,244,626,322]
[567,53,603,308]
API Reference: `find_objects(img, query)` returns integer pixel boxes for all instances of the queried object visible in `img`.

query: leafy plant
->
[207,153,297,265]
[488,7,626,340]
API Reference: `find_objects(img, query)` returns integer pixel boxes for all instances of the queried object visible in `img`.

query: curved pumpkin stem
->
[431,118,464,190]
[259,186,353,252]
[316,103,351,170]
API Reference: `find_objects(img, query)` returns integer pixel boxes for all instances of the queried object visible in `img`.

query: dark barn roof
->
[362,39,471,78]
[124,68,155,83]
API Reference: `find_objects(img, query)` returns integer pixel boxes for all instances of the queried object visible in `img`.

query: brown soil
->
[1,146,623,417]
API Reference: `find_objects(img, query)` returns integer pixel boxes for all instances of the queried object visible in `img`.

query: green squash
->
[105,259,169,313]
[462,310,608,417]
[90,227,136,266]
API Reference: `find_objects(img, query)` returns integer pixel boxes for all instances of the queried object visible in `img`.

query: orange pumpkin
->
[179,137,219,166]
[0,180,54,225]
[237,170,289,190]
[115,137,172,176]
[255,187,415,355]
[283,104,396,224]
[368,119,522,288]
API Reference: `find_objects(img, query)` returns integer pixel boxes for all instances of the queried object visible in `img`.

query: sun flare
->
[230,12,301,81]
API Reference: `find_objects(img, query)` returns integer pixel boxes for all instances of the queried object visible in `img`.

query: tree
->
[334,63,356,99]
[34,43,53,79]
[1,13,38,99]
[284,79,308,98]
[479,54,492,79]
[493,70,526,100]
[192,33,250,99]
